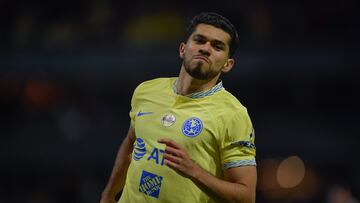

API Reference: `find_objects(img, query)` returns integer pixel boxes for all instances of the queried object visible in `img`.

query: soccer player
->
[100,12,257,203]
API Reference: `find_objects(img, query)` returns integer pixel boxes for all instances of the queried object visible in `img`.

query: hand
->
[158,138,201,178]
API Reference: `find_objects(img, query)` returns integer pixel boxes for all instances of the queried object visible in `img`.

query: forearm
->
[191,166,255,203]
[159,138,256,203]
[102,135,134,198]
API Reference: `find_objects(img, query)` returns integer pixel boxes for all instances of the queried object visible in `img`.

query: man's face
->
[179,24,234,80]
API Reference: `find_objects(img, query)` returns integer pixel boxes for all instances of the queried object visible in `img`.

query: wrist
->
[189,161,206,181]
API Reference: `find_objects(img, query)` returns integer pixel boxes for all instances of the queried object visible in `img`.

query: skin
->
[176,23,235,95]
[100,127,135,203]
[100,24,257,203]
[158,138,256,203]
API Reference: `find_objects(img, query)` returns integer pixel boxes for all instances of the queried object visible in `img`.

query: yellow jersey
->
[119,77,256,203]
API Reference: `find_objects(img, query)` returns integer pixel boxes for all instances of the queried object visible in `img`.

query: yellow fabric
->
[119,77,256,203]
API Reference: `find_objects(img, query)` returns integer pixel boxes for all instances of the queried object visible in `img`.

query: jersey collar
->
[173,79,224,99]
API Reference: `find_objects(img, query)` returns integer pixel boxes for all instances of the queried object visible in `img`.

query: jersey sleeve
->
[129,107,136,128]
[129,83,143,128]
[220,109,256,169]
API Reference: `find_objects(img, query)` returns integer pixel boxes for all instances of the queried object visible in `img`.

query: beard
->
[183,58,219,80]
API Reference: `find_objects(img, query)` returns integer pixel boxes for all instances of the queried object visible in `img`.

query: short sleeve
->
[129,107,136,128]
[220,109,256,169]
[128,83,142,128]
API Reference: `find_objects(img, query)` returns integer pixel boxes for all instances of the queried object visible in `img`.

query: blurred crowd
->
[1,0,360,202]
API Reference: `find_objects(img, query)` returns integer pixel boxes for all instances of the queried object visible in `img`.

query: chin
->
[188,67,210,80]
[184,60,212,80]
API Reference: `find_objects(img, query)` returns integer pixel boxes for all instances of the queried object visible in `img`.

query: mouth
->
[193,55,210,64]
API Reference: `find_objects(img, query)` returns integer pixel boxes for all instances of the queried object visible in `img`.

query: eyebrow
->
[192,34,227,47]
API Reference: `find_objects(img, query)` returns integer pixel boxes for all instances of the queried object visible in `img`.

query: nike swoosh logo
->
[137,111,154,117]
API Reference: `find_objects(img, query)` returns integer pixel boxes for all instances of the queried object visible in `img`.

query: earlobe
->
[222,59,235,73]
[179,43,185,59]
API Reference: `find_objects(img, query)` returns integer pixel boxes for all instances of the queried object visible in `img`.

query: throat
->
[176,65,221,96]
[175,77,217,96]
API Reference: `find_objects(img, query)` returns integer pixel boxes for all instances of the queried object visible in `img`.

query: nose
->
[198,42,211,56]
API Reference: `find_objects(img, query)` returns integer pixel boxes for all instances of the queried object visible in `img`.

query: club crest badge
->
[182,117,203,137]
[161,114,176,127]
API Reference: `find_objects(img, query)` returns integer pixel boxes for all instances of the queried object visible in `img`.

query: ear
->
[221,58,235,73]
[179,42,186,59]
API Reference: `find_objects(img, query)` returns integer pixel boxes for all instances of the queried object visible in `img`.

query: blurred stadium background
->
[1,0,359,202]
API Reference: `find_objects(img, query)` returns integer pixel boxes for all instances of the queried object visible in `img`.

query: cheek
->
[213,54,228,66]
[185,48,195,59]
[186,44,198,53]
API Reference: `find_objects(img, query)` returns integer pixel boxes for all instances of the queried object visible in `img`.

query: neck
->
[176,65,220,96]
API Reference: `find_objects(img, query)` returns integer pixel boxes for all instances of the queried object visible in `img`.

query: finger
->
[163,153,181,164]
[164,159,179,170]
[164,145,182,157]
[158,138,182,149]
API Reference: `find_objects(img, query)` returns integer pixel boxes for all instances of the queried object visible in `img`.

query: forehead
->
[191,23,231,45]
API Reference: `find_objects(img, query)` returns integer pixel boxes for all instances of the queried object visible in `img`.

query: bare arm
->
[158,138,257,203]
[193,165,257,203]
[100,127,136,203]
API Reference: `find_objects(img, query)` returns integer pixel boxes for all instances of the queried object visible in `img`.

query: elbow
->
[228,184,256,203]
[229,196,255,203]
[228,197,255,203]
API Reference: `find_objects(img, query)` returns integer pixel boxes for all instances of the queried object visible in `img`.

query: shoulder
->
[131,77,176,101]
[210,89,252,129]
[134,77,175,92]
[217,89,248,114]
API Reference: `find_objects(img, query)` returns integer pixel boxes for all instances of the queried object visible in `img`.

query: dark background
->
[1,0,359,202]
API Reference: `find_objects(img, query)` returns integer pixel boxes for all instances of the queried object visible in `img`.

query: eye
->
[193,36,205,44]
[213,43,224,51]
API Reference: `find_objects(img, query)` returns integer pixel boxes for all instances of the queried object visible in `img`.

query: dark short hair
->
[184,12,239,58]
